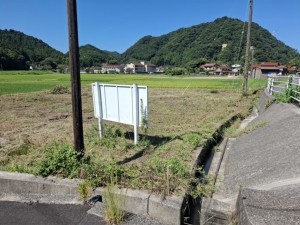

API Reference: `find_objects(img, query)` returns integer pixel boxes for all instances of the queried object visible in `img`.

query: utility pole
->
[243,0,253,95]
[66,0,84,154]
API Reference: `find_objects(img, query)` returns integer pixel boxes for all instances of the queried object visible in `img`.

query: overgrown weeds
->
[78,180,92,203]
[104,180,125,225]
[191,169,216,198]
[80,161,127,189]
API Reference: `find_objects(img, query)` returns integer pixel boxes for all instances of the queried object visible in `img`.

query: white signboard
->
[92,83,148,144]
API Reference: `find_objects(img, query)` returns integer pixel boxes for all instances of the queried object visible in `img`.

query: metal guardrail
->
[267,75,300,103]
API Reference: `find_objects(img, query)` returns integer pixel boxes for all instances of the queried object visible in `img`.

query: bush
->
[165,67,186,76]
[50,85,69,94]
[36,142,90,178]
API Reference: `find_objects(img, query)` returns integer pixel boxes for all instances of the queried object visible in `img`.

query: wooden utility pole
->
[243,0,253,95]
[66,0,84,154]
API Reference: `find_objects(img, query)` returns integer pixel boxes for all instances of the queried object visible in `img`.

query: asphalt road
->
[0,201,107,225]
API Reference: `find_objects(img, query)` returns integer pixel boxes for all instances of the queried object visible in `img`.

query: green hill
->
[122,17,300,66]
[78,44,121,68]
[1,17,300,70]
[0,29,66,70]
[0,30,121,70]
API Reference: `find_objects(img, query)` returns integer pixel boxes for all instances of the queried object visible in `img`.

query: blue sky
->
[1,0,299,54]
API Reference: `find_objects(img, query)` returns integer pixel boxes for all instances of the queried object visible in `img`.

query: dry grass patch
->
[0,87,259,195]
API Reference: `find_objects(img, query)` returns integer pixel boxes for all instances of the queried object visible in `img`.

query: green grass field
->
[0,71,267,95]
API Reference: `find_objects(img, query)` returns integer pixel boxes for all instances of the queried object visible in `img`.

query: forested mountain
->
[122,17,300,66]
[1,17,300,70]
[78,44,121,68]
[0,29,66,70]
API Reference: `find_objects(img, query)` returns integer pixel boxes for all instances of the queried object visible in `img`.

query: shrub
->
[50,85,69,94]
[165,67,186,76]
[36,142,90,178]
[80,161,127,189]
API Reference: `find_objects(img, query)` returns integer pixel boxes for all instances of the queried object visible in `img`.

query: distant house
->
[215,65,232,75]
[156,66,165,73]
[93,67,102,73]
[101,64,124,73]
[124,63,145,73]
[231,64,242,75]
[251,62,287,78]
[124,61,157,74]
[200,63,232,75]
[200,63,219,73]
[287,65,300,74]
[140,61,156,73]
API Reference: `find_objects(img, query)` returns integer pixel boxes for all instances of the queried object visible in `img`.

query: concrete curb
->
[200,138,236,224]
[0,171,81,204]
[0,171,184,225]
[200,197,233,225]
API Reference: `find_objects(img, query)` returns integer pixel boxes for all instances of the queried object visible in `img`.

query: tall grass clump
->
[78,180,92,203]
[104,181,125,225]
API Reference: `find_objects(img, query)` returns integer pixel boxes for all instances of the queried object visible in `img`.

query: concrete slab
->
[222,103,300,201]
[204,102,300,224]
[237,189,300,225]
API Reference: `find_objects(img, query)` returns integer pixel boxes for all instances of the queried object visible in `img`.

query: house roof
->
[252,64,260,68]
[259,66,280,71]
[260,62,280,67]
[102,64,120,68]
[202,63,217,67]
[220,65,230,69]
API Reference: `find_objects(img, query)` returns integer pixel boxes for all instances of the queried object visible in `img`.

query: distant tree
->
[165,67,186,75]
[41,57,57,69]
[288,58,300,67]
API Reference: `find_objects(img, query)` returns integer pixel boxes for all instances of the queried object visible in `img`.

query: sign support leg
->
[96,82,104,138]
[133,84,139,145]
